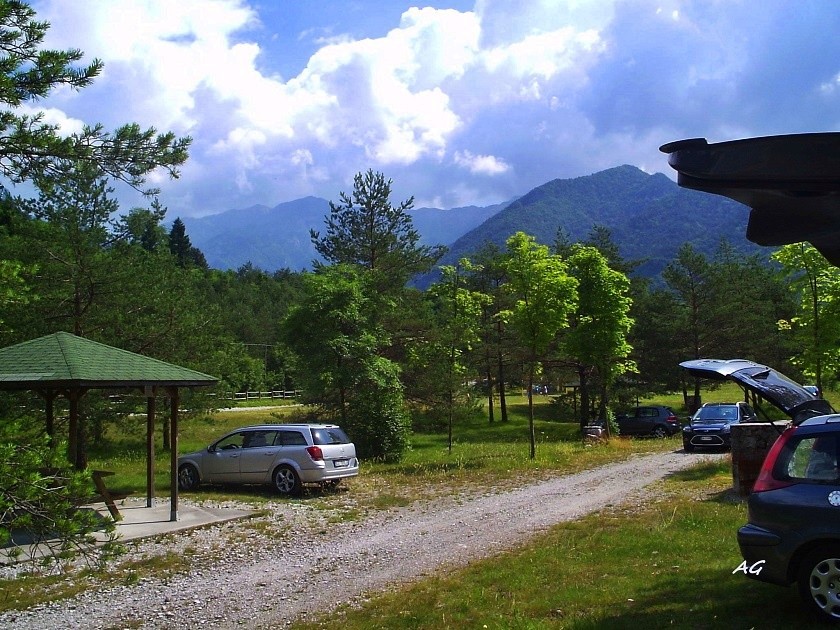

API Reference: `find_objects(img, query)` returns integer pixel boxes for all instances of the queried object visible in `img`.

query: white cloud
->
[17,104,86,135]
[23,0,840,217]
[454,150,510,175]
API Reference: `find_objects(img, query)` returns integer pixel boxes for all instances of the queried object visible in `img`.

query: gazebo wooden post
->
[168,387,180,522]
[68,389,80,469]
[145,386,156,507]
[38,389,57,447]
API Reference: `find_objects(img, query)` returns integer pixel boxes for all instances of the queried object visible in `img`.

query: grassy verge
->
[293,460,805,630]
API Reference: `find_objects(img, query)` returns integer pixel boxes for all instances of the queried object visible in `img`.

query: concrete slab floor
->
[2,497,254,565]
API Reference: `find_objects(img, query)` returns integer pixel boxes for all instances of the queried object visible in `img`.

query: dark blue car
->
[681,358,838,621]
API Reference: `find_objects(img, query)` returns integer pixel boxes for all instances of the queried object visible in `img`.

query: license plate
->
[333,459,349,468]
[700,436,713,442]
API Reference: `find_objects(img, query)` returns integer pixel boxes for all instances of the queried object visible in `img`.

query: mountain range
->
[179,165,767,278]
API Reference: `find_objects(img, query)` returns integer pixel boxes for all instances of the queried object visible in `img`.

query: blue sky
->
[23,1,840,217]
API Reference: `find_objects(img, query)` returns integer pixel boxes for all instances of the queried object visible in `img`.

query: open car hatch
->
[679,358,834,425]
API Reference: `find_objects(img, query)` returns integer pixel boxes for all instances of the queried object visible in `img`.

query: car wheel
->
[651,426,667,439]
[684,442,695,452]
[178,464,200,491]
[273,465,302,496]
[798,545,840,621]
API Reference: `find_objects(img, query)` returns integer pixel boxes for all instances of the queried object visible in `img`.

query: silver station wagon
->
[178,424,359,495]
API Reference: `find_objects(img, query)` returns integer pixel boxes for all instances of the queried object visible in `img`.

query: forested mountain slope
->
[434,164,763,279]
[181,197,505,272]
[181,165,763,276]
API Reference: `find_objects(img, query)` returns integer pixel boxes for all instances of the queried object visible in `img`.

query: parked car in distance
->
[682,402,756,451]
[178,424,359,496]
[615,405,680,438]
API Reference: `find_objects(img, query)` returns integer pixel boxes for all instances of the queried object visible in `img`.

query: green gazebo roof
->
[0,332,217,389]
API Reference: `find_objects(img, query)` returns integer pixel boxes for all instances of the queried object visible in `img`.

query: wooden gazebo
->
[0,332,218,521]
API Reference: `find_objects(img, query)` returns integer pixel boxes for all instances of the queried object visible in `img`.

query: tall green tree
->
[420,259,490,450]
[310,169,444,291]
[168,217,208,269]
[282,265,410,460]
[662,244,714,407]
[563,245,634,432]
[20,160,117,337]
[501,232,577,458]
[773,243,840,393]
[466,243,514,424]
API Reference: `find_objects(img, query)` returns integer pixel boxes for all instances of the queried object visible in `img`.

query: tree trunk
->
[486,360,495,424]
[527,362,536,459]
[497,350,508,423]
[578,365,590,430]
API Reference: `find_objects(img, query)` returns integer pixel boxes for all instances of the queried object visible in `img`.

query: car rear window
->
[782,434,840,482]
[310,427,351,445]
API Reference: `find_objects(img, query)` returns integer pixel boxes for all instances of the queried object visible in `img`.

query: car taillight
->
[751,427,797,493]
[306,446,323,461]
[666,414,678,424]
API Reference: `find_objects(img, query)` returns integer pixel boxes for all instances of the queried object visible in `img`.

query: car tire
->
[652,426,667,439]
[273,465,302,496]
[178,464,200,491]
[684,442,695,452]
[798,545,840,621]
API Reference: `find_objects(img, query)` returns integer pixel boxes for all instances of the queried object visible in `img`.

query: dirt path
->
[1,449,724,629]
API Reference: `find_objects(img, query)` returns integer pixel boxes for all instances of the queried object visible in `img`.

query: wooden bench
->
[91,470,132,521]
[39,468,132,521]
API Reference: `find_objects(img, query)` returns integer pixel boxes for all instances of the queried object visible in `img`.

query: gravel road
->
[1,449,724,629]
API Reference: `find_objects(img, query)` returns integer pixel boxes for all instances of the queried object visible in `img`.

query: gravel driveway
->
[1,449,724,629]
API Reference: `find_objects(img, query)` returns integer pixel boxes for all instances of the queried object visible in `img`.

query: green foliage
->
[417,259,492,447]
[564,244,634,425]
[773,242,840,390]
[501,232,578,457]
[0,1,189,194]
[311,169,444,291]
[502,232,578,355]
[344,356,411,461]
[282,265,410,460]
[0,420,115,566]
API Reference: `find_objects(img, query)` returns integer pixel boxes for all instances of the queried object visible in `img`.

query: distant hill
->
[178,165,766,279]
[179,197,506,272]
[428,164,765,282]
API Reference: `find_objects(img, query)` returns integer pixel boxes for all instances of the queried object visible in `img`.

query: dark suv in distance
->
[615,405,680,438]
[682,402,757,451]
[681,358,839,621]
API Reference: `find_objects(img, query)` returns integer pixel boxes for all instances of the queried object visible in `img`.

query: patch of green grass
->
[294,459,805,630]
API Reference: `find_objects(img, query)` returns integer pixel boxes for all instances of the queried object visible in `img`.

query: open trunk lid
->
[679,358,834,425]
